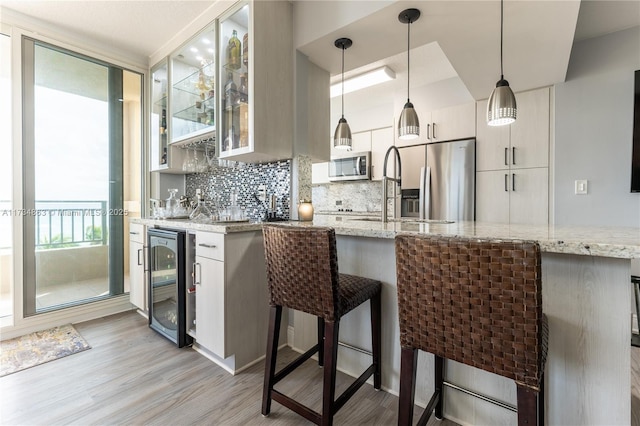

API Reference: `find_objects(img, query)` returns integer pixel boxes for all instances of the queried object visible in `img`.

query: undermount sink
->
[349,218,455,224]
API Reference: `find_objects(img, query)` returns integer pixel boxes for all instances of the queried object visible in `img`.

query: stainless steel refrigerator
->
[412,138,475,221]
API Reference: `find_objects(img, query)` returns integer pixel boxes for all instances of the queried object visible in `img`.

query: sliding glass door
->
[22,37,142,314]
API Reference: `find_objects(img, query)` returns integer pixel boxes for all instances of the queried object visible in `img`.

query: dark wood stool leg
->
[516,383,539,425]
[398,347,418,426]
[322,320,339,426]
[262,305,282,416]
[434,355,444,420]
[318,317,325,367]
[371,292,382,390]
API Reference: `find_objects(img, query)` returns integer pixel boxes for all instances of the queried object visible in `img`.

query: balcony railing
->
[0,200,108,249]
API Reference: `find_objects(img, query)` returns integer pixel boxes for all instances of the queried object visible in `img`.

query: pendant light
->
[397,8,421,140]
[334,38,353,150]
[487,0,517,126]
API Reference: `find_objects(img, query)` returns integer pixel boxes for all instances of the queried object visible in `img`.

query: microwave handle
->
[419,166,431,220]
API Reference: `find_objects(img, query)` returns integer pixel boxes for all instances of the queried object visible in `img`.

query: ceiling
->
[0,0,638,99]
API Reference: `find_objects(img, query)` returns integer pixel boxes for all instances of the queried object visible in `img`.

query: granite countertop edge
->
[130,217,640,259]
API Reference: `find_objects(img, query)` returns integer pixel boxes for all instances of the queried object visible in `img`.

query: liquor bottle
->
[238,74,249,148]
[224,72,236,110]
[242,32,249,68]
[160,109,167,134]
[161,147,167,164]
[227,30,241,70]
[238,73,248,104]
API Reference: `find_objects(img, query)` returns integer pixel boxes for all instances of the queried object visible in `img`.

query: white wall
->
[554,26,640,227]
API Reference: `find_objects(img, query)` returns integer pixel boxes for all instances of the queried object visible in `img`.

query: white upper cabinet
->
[396,101,476,147]
[476,87,550,171]
[170,24,217,145]
[218,0,293,163]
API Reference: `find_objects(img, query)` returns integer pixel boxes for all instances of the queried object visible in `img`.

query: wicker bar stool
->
[395,234,548,426]
[262,224,382,426]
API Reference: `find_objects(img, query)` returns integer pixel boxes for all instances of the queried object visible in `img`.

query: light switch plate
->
[575,180,588,195]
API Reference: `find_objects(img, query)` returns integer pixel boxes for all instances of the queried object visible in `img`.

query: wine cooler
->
[148,228,194,347]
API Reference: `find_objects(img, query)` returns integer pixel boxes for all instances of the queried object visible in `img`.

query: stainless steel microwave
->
[328,151,370,182]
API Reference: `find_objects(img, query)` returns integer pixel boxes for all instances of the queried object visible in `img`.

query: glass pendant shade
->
[487,79,517,126]
[334,117,352,150]
[398,101,419,140]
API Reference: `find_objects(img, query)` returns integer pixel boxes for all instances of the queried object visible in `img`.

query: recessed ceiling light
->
[202,38,211,45]
[190,47,198,53]
[196,56,203,62]
[330,66,396,98]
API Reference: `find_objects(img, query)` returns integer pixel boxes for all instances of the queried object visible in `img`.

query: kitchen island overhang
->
[132,216,639,424]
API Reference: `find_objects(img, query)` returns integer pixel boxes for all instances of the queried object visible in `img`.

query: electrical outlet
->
[336,200,342,206]
[257,185,267,202]
[575,180,588,195]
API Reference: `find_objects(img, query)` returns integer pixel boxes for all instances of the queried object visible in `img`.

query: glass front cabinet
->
[171,23,217,145]
[149,0,294,170]
[218,0,293,163]
[150,60,185,172]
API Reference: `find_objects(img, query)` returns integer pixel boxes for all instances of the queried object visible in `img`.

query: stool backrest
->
[395,234,545,390]
[263,224,339,321]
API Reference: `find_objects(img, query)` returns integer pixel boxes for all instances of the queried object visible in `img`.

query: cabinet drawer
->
[129,223,145,243]
[196,231,225,261]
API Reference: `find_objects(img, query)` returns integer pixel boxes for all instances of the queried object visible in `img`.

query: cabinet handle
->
[512,147,516,165]
[426,123,431,140]
[137,248,143,266]
[129,231,139,235]
[512,173,516,191]
[504,174,509,192]
[142,246,148,272]
[193,262,201,286]
[432,122,437,139]
[504,147,508,166]
[198,243,217,249]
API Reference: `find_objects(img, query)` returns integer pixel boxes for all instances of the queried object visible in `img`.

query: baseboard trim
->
[1,295,134,340]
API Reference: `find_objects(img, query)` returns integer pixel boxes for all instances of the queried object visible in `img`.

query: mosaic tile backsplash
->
[186,159,291,221]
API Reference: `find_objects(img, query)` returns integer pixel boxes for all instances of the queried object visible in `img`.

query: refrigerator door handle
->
[419,166,431,220]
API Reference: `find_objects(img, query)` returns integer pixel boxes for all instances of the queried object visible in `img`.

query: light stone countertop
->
[131,216,640,259]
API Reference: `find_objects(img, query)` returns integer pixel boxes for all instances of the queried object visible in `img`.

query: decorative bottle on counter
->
[227,30,241,70]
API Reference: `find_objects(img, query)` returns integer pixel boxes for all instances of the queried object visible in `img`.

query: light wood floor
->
[0,311,457,425]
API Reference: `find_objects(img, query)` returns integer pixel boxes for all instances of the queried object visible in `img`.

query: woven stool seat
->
[338,274,381,318]
[262,224,382,426]
[395,234,547,426]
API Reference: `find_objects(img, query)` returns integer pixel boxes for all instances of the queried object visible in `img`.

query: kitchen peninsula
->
[133,216,640,425]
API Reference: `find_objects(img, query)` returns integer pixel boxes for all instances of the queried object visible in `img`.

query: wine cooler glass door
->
[149,231,179,343]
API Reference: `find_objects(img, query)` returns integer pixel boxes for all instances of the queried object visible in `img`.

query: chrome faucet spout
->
[382,146,403,223]
[382,146,402,186]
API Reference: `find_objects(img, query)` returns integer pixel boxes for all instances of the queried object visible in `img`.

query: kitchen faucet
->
[381,146,402,223]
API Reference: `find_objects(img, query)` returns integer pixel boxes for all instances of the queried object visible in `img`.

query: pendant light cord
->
[406,16,411,103]
[341,44,345,119]
[500,0,504,80]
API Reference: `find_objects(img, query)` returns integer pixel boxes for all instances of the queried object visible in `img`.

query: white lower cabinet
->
[128,223,147,311]
[191,230,282,373]
[476,168,548,225]
[194,253,225,355]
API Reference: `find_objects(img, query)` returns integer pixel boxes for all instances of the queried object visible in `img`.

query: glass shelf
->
[171,23,217,145]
